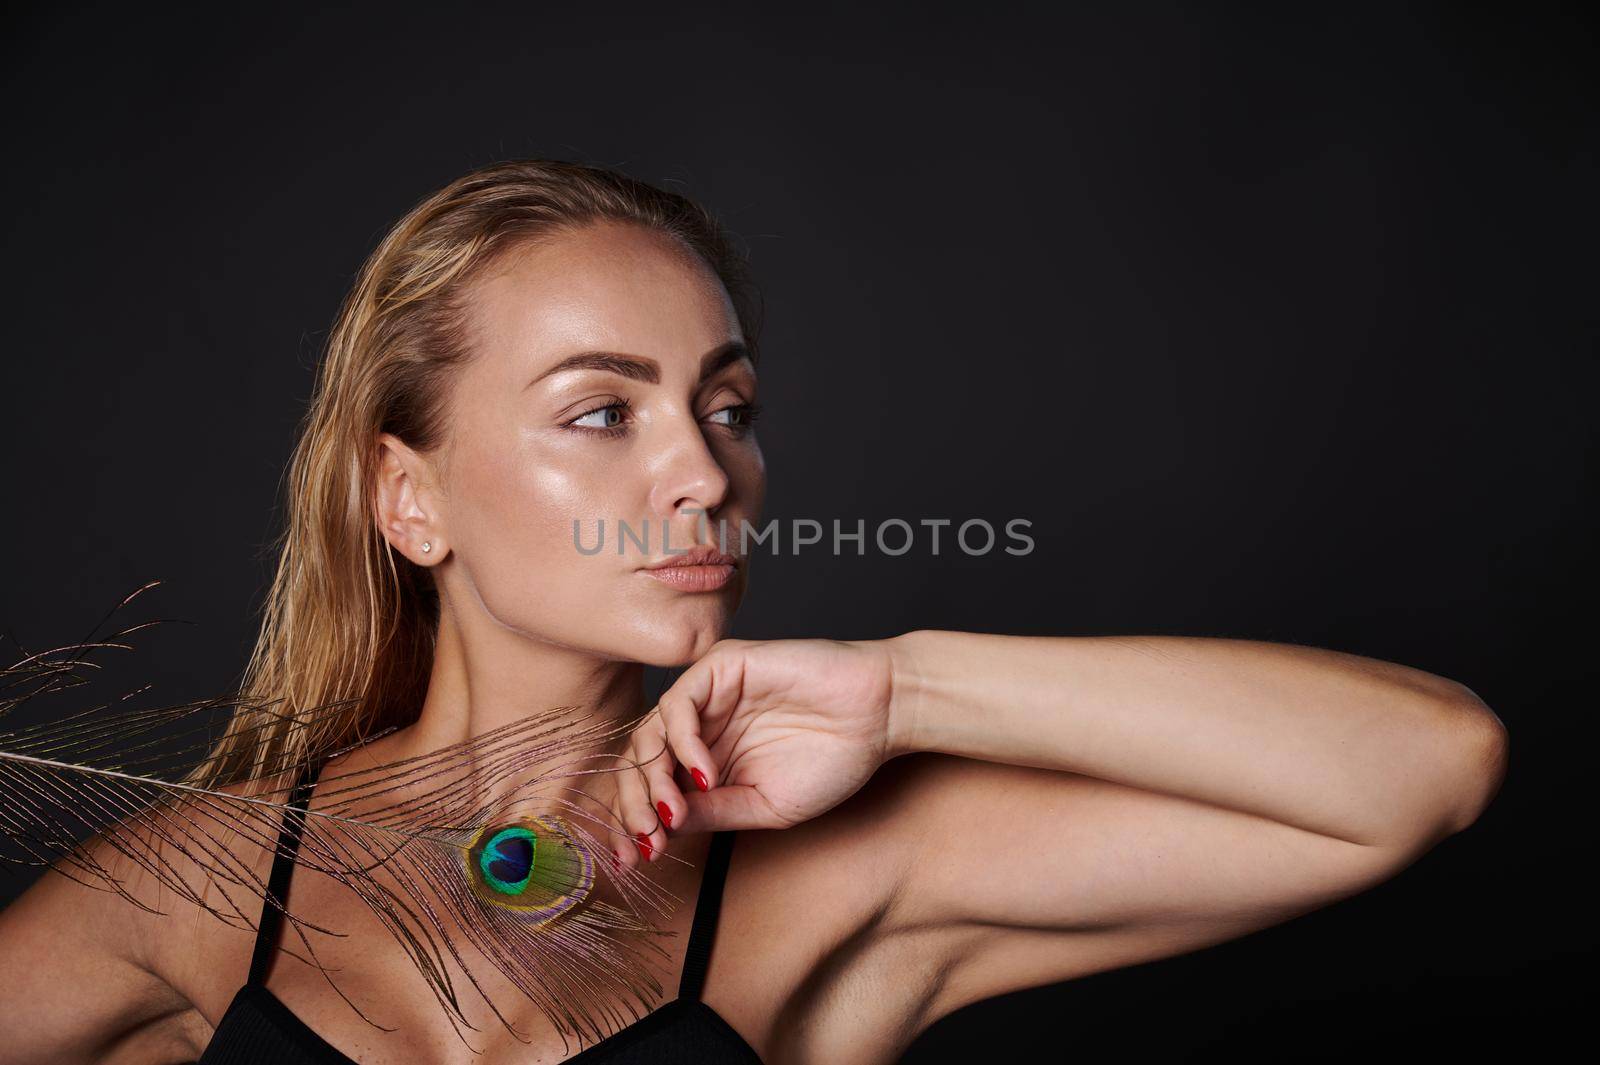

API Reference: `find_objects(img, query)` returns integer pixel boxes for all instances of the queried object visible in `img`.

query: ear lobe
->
[374,432,444,564]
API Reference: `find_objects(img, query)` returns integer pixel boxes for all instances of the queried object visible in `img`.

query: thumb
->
[676,784,784,833]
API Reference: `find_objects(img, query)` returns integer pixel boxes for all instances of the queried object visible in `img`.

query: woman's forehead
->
[465,223,741,382]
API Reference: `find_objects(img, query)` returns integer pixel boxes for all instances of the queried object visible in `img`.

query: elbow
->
[1432,688,1510,837]
[1364,685,1508,853]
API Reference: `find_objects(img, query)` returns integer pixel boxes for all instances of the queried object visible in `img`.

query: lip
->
[639,547,740,593]
[640,563,736,592]
[642,546,739,569]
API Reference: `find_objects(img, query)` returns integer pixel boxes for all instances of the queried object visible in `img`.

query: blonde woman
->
[0,159,1508,1065]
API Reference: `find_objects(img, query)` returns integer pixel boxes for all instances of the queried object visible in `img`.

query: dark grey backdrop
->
[2,3,1592,1059]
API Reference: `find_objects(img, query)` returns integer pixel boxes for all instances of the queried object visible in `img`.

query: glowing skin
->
[371,221,766,784]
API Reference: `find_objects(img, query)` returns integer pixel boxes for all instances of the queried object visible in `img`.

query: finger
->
[617,736,666,863]
[637,726,686,835]
[673,760,699,796]
[655,646,741,792]
[675,784,785,833]
[598,757,640,871]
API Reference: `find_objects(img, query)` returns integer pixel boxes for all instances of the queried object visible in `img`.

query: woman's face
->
[426,221,765,666]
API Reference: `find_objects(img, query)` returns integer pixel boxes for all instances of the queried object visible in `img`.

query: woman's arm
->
[883,630,1507,848]
[635,629,1506,1036]
[860,630,1507,1022]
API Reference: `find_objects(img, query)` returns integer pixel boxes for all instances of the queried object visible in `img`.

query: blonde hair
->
[191,159,762,787]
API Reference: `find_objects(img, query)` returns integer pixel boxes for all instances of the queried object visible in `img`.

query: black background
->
[1,3,1593,1059]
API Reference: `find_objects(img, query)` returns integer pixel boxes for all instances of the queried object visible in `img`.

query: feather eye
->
[465,818,593,919]
[0,581,694,1053]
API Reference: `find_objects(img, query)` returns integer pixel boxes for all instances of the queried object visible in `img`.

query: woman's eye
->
[566,399,761,437]
[567,401,630,434]
[707,403,764,432]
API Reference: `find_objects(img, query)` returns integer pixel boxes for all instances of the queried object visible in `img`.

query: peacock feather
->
[0,582,694,1054]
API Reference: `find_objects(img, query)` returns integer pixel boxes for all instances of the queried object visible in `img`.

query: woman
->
[0,159,1508,1064]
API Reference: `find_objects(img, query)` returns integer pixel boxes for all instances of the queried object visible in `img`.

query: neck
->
[393,598,648,801]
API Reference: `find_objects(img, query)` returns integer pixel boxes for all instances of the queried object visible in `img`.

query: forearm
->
[883,630,1508,848]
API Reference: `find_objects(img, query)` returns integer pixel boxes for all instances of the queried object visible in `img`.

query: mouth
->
[638,548,740,593]
[639,563,736,592]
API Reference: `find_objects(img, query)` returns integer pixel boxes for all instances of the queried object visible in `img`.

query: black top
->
[196,766,761,1064]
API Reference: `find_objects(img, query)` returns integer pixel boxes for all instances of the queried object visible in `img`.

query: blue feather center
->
[478,826,537,894]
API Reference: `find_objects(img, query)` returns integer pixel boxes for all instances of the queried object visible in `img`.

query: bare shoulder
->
[90,770,299,1032]
[0,774,278,1064]
[707,752,977,1064]
[141,770,302,1024]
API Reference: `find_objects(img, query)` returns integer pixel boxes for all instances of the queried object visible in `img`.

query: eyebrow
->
[525,341,752,389]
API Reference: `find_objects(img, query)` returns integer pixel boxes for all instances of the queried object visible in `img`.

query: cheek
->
[450,434,634,610]
[738,443,767,514]
[711,439,767,530]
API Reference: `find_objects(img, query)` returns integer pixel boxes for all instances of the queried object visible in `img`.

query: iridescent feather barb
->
[0,582,696,1054]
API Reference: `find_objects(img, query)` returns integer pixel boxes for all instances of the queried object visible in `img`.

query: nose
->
[646,414,732,533]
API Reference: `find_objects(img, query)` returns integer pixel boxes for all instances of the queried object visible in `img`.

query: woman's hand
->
[603,637,903,866]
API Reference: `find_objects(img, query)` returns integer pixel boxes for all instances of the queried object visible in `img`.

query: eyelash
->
[564,398,765,438]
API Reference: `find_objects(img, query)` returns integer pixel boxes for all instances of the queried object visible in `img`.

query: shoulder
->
[711,751,1174,1060]
[708,752,999,1062]
[142,771,300,1020]
[36,771,287,975]
[74,769,305,1032]
[0,774,280,1062]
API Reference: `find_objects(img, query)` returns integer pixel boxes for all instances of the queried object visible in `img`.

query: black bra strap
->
[246,764,319,987]
[677,830,737,1001]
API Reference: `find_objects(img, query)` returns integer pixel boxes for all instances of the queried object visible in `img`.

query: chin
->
[631,617,731,667]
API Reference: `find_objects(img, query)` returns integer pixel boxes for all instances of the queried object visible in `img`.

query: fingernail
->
[656,800,674,828]
[635,832,653,860]
[609,849,621,870]
[691,767,709,792]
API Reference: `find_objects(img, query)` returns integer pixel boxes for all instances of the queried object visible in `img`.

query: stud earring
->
[421,541,433,554]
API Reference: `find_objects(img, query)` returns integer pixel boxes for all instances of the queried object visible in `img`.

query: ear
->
[374,432,447,565]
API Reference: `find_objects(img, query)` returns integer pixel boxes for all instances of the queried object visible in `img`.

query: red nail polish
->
[609,849,621,870]
[656,800,674,828]
[691,767,709,792]
[635,832,653,860]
